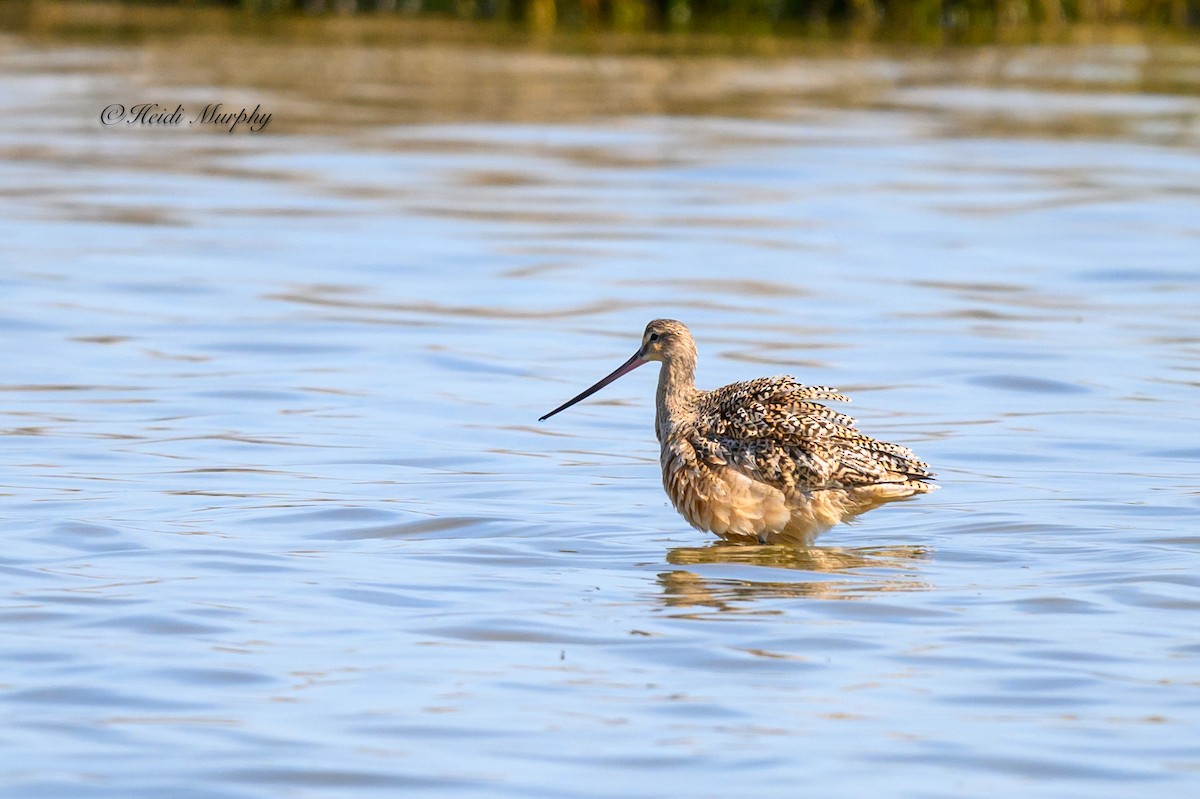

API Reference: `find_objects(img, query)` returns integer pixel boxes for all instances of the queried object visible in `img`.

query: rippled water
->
[2,25,1200,798]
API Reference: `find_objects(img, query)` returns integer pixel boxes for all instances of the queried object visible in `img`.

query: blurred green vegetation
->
[4,0,1197,42]
[160,0,1200,31]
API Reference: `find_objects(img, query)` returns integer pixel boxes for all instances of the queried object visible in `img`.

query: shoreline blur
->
[4,0,1199,51]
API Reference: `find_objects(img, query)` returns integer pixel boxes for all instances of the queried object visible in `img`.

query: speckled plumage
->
[541,319,936,545]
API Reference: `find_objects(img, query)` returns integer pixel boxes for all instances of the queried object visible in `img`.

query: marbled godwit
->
[539,319,936,545]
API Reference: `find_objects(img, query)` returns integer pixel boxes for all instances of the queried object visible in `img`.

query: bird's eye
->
[649,333,660,342]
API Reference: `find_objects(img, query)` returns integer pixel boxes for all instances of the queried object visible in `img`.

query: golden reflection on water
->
[659,543,930,608]
[5,4,1199,144]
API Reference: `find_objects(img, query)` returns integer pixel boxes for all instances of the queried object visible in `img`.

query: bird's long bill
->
[538,351,646,422]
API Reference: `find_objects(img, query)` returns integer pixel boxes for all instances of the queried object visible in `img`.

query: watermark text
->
[101,103,272,133]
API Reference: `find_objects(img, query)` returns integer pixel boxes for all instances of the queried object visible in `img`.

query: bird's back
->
[690,375,936,497]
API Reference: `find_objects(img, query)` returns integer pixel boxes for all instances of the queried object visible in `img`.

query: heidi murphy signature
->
[101,103,272,133]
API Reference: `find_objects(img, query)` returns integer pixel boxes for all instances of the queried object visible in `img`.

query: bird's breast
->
[659,433,791,540]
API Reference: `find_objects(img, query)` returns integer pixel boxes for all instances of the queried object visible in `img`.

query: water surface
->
[2,27,1199,799]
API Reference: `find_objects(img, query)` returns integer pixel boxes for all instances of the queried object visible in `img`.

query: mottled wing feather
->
[693,375,935,492]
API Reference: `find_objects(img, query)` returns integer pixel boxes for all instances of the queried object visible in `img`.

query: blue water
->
[2,31,1199,798]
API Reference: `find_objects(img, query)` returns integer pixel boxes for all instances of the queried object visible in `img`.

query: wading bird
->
[539,319,936,544]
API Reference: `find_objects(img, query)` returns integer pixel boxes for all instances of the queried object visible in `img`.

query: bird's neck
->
[655,355,698,443]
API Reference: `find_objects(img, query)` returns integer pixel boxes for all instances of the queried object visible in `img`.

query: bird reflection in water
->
[658,542,930,609]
